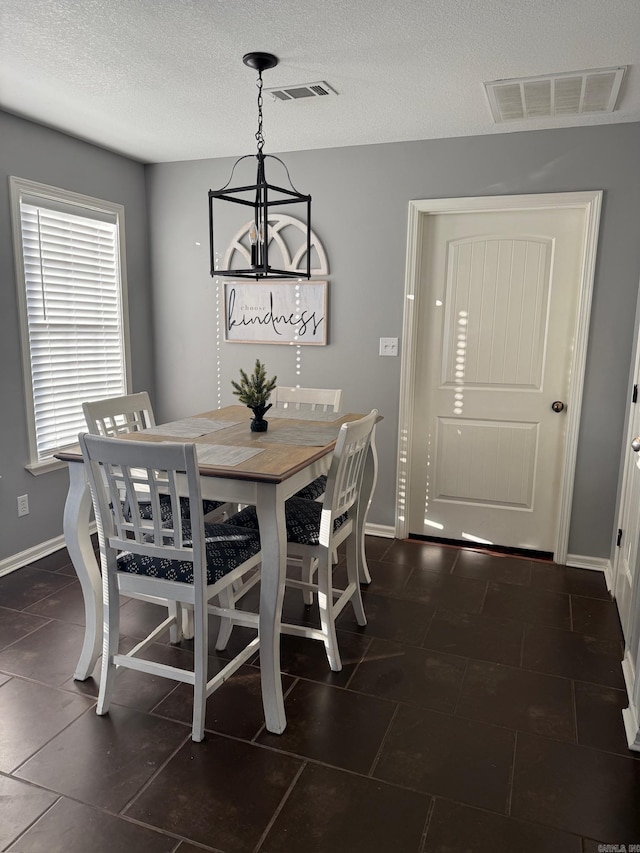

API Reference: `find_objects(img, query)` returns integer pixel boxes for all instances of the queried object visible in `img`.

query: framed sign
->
[224,281,328,345]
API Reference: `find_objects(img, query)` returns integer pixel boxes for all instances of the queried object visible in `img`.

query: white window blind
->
[11,178,129,469]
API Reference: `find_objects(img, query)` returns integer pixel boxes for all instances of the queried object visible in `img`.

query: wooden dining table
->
[56,404,378,734]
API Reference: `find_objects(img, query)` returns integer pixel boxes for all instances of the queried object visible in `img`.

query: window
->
[10,177,130,472]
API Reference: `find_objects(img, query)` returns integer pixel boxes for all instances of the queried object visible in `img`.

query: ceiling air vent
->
[484,67,626,122]
[265,81,338,102]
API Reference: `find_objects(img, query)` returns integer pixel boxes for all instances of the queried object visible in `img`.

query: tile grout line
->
[0,618,56,654]
[252,760,308,853]
[505,729,518,817]
[570,678,579,745]
[1,773,214,853]
[342,634,374,691]
[15,570,80,608]
[120,730,192,816]
[518,621,528,668]
[569,593,574,632]
[2,793,62,852]
[418,795,437,853]
[110,812,224,853]
[367,701,401,778]
[420,609,437,648]
[8,700,98,776]
[451,656,471,718]
[477,578,490,615]
[449,549,461,575]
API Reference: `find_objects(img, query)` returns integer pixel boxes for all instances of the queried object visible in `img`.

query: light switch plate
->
[379,337,398,356]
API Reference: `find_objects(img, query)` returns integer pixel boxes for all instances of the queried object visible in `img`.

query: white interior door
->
[613,358,640,642]
[407,206,590,554]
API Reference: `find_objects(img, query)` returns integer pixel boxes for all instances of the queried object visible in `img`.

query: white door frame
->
[396,191,602,564]
[614,276,640,752]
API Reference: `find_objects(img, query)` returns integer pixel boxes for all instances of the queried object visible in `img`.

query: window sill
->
[26,458,67,476]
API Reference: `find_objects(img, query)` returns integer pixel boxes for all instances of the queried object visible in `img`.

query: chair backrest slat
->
[273,386,342,413]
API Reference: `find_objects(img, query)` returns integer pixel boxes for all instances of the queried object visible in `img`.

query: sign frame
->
[223,280,328,345]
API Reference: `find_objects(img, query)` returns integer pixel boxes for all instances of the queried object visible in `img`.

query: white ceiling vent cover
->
[265,81,338,102]
[485,67,626,122]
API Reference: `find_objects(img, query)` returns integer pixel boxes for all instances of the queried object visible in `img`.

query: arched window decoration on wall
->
[222,214,329,278]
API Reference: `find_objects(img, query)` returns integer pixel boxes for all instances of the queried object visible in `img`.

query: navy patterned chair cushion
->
[130,495,224,523]
[179,497,225,518]
[130,494,174,523]
[293,475,327,501]
[228,497,347,546]
[116,521,261,585]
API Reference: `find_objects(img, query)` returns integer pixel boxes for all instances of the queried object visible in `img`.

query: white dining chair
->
[273,386,344,600]
[273,386,343,505]
[225,409,377,671]
[83,392,235,641]
[226,385,344,606]
[79,432,262,742]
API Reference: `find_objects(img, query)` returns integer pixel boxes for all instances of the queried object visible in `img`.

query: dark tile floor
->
[1,537,639,852]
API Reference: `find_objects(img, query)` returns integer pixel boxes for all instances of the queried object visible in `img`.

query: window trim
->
[9,176,132,474]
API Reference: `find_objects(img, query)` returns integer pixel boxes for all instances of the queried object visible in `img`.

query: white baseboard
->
[564,553,610,573]
[0,523,96,578]
[365,523,395,539]
[620,651,640,751]
[0,534,67,578]
[622,648,635,698]
[604,564,615,593]
[622,704,640,752]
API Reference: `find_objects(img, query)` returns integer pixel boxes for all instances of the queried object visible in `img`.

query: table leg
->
[256,483,287,734]
[63,460,102,680]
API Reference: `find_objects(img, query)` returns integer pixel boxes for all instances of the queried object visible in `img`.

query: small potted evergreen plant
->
[231,359,277,432]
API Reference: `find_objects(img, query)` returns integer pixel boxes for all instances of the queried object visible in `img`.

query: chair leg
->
[214,585,235,650]
[182,606,194,640]
[168,600,184,644]
[96,569,120,716]
[346,534,367,627]
[317,549,342,671]
[191,597,208,742]
[301,555,317,605]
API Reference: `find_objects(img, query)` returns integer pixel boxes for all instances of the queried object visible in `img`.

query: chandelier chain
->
[255,71,265,154]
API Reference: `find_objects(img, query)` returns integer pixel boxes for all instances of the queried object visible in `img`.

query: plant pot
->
[249,403,271,432]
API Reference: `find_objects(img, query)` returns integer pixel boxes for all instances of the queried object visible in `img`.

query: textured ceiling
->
[1,0,639,164]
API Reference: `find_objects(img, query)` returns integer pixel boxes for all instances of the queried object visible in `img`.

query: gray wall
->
[147,122,640,559]
[0,111,154,562]
[2,113,639,563]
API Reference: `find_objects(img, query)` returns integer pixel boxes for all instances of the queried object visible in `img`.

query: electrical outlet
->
[379,337,398,357]
[17,494,29,517]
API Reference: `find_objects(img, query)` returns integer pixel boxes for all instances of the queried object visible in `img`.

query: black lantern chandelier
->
[208,52,312,280]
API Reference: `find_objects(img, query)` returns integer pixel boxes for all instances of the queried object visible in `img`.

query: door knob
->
[631,437,640,453]
[551,401,565,413]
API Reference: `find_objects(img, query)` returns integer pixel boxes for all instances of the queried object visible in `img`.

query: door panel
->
[409,207,587,552]
[435,418,537,507]
[614,391,640,642]
[442,237,550,389]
